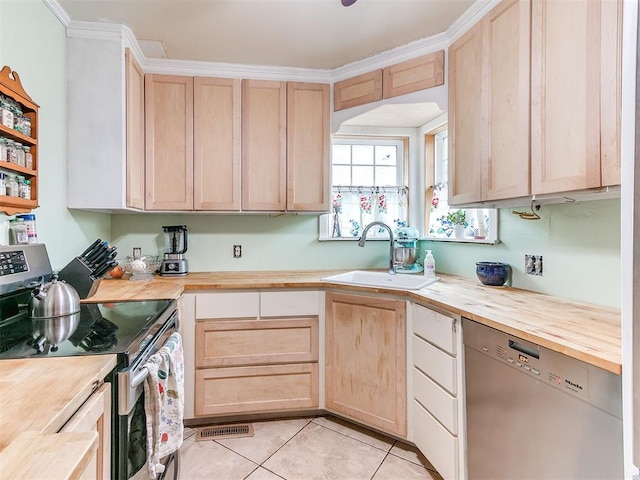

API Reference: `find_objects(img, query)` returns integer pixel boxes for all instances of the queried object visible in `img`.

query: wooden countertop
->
[0,431,98,480]
[90,270,622,374]
[0,355,117,453]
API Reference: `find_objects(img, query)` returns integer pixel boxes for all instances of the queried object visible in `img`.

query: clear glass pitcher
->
[162,225,188,255]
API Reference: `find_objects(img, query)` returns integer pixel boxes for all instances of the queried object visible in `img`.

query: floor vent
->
[195,423,254,441]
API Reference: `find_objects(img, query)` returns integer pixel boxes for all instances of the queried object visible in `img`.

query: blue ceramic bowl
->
[476,262,510,286]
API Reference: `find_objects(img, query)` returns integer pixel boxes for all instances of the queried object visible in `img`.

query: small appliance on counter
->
[393,226,422,274]
[159,225,188,276]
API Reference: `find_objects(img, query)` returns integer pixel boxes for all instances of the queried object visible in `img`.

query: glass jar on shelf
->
[6,140,17,164]
[15,143,25,167]
[24,146,32,169]
[0,138,8,162]
[0,172,5,196]
[6,174,18,197]
[17,175,27,199]
[23,117,32,137]
[0,97,14,129]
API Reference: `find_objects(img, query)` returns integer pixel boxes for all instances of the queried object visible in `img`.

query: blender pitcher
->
[159,225,189,276]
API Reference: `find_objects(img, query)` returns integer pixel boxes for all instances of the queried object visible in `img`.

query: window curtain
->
[331,186,408,238]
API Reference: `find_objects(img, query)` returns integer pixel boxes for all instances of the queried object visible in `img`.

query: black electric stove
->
[0,243,181,480]
[0,293,174,362]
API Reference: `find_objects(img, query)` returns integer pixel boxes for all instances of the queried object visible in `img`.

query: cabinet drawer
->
[413,304,456,355]
[413,367,457,435]
[413,335,456,395]
[261,291,321,316]
[196,292,259,318]
[195,363,319,416]
[195,317,319,367]
[413,400,458,480]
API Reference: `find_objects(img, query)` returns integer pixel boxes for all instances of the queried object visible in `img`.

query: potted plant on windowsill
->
[446,210,467,239]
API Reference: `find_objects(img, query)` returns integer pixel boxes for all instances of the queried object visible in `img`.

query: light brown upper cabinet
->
[450,0,531,204]
[194,77,242,210]
[531,0,622,194]
[145,74,194,210]
[145,75,242,211]
[333,70,383,111]
[333,51,445,112]
[383,51,445,99]
[448,0,622,206]
[241,80,287,211]
[242,80,330,212]
[481,0,531,201]
[125,50,145,210]
[448,23,483,205]
[287,82,330,212]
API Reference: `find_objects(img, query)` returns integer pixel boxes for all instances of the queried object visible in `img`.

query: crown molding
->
[42,0,70,27]
[142,58,333,83]
[51,0,495,82]
[332,32,449,82]
[447,0,500,43]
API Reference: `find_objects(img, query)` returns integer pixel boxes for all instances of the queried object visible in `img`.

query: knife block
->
[57,257,101,299]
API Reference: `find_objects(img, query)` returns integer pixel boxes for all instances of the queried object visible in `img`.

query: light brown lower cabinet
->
[325,292,407,437]
[61,382,112,480]
[195,363,319,416]
[194,316,320,416]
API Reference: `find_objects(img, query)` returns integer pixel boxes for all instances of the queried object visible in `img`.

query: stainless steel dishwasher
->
[463,318,623,479]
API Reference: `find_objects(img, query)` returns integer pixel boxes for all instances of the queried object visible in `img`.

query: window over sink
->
[319,137,409,240]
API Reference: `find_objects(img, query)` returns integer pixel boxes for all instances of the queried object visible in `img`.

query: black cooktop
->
[0,293,173,360]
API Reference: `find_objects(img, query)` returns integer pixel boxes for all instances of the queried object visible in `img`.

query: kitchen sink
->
[321,270,440,291]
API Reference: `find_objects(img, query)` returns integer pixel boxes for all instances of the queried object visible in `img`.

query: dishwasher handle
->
[508,339,540,359]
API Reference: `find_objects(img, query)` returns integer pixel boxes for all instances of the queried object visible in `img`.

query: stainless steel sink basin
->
[321,270,440,291]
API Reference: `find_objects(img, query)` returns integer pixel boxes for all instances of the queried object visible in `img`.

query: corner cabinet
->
[0,66,39,215]
[325,292,407,437]
[448,0,622,206]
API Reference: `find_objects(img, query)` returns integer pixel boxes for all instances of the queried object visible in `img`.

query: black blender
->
[159,225,189,276]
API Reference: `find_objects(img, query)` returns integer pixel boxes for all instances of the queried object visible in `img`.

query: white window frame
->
[319,136,409,241]
[424,127,499,244]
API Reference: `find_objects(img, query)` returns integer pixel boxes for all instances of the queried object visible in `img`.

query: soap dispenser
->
[424,250,436,277]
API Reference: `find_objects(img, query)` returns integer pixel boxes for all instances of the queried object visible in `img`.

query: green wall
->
[111,197,621,308]
[0,0,111,269]
[420,199,621,308]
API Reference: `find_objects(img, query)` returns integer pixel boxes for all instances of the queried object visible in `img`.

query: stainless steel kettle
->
[29,275,81,319]
[29,276,81,353]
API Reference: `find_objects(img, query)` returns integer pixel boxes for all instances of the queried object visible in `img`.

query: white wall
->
[0,0,110,269]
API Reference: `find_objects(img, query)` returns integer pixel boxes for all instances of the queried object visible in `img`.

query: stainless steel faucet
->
[357,221,398,274]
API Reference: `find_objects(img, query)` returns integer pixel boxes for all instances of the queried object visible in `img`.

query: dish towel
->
[143,332,185,479]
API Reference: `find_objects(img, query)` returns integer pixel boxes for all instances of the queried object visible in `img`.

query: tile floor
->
[179,415,443,480]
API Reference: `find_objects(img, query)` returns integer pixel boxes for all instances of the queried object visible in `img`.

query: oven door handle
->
[131,366,149,389]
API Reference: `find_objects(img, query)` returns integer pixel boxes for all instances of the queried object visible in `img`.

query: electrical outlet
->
[233,245,242,258]
[525,254,543,276]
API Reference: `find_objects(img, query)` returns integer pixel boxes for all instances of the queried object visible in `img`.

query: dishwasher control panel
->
[462,318,622,418]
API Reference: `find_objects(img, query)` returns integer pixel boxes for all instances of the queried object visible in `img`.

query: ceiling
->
[57,0,475,70]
